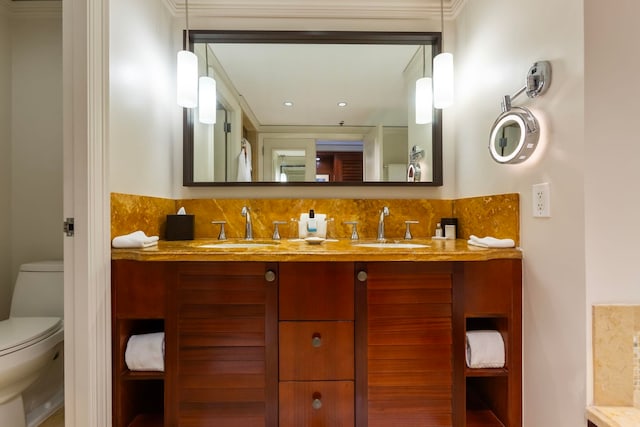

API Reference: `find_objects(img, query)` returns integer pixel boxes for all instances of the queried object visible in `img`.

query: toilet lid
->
[0,317,63,356]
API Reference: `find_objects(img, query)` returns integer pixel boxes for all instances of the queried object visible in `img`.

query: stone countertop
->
[111,238,522,262]
[587,406,640,427]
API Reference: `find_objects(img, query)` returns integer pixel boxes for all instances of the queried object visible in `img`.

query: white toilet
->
[0,260,64,427]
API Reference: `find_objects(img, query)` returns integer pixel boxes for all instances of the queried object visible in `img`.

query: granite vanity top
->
[111,238,522,262]
[587,406,640,427]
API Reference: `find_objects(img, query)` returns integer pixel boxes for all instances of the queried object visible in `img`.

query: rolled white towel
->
[467,235,515,248]
[125,332,165,372]
[466,330,505,369]
[112,231,159,248]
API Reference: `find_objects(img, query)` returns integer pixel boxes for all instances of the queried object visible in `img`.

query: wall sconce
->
[489,61,551,164]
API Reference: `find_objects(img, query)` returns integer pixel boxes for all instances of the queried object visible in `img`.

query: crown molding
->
[168,0,467,20]
[9,0,61,18]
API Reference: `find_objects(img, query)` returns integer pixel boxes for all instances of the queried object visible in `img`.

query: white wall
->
[454,1,586,425]
[9,5,63,319]
[0,0,11,319]
[109,0,175,198]
[584,0,640,403]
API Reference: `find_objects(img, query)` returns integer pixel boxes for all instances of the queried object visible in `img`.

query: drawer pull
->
[311,333,322,348]
[264,270,276,282]
[357,270,367,282]
[312,392,322,410]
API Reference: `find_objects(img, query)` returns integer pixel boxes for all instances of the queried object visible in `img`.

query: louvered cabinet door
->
[165,262,278,427]
[363,262,454,427]
[334,152,363,182]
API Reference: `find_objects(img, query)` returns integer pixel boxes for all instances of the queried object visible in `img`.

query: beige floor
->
[39,407,64,427]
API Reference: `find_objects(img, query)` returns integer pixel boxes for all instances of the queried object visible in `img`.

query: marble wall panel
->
[592,305,640,406]
[111,193,520,243]
[454,193,520,242]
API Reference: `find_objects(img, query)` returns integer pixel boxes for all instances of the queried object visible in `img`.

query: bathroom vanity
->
[111,239,522,427]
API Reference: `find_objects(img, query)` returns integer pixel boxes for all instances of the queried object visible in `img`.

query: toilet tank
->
[10,260,64,318]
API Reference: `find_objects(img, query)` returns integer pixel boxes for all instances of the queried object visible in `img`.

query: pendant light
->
[198,46,217,124]
[176,0,198,108]
[433,0,453,109]
[415,45,433,124]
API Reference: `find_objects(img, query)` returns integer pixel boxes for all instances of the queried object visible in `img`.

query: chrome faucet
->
[241,206,253,240]
[377,206,389,241]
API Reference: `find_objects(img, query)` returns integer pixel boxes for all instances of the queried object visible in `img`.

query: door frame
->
[63,0,111,425]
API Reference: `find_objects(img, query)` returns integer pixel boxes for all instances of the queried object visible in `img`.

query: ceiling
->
[207,42,424,128]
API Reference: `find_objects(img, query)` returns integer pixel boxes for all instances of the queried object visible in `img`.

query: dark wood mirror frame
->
[183,30,443,187]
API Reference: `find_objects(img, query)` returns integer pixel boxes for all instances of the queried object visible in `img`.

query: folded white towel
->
[112,231,159,248]
[467,235,515,248]
[125,332,165,372]
[466,330,505,369]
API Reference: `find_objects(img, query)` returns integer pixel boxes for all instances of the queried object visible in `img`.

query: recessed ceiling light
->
[337,101,347,107]
[283,101,294,107]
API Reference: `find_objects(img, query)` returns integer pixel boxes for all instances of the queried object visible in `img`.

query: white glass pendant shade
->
[433,52,454,109]
[177,50,198,108]
[198,76,217,124]
[415,77,433,124]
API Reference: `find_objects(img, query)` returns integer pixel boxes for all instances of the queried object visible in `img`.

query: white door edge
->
[63,0,111,426]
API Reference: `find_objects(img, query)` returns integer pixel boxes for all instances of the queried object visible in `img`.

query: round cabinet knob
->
[312,392,322,410]
[357,271,367,282]
[311,333,322,348]
[264,270,276,282]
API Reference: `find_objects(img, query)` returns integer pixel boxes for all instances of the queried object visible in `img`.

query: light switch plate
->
[532,183,551,217]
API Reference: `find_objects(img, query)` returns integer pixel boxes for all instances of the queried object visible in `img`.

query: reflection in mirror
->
[184,31,443,186]
[488,107,540,164]
[492,118,521,159]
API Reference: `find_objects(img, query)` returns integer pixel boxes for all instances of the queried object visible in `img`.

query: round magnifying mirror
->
[489,107,540,164]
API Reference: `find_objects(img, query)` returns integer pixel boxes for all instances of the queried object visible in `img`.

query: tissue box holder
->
[165,215,194,240]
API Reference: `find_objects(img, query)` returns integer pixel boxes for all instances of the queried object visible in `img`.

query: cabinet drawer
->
[112,260,166,318]
[279,381,354,427]
[280,321,354,381]
[279,262,353,320]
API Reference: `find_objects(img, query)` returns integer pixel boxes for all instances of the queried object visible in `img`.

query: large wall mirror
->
[183,31,443,186]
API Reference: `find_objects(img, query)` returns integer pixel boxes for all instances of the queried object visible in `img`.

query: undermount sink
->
[198,241,279,249]
[353,241,430,249]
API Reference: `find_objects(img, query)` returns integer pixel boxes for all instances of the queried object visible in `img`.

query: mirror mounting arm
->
[501,61,551,112]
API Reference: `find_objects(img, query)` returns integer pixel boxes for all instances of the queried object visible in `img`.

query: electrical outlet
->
[532,183,551,217]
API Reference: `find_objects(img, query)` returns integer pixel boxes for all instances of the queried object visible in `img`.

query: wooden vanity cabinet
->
[111,260,167,427]
[164,262,278,427]
[112,258,522,427]
[279,262,355,427]
[357,262,454,427]
[454,259,522,427]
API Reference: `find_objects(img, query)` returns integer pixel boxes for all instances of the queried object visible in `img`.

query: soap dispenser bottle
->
[307,209,317,235]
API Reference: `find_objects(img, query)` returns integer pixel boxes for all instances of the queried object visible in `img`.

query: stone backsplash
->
[110,193,519,243]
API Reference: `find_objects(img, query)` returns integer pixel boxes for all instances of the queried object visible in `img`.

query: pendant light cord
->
[205,44,209,77]
[440,0,444,48]
[185,0,190,49]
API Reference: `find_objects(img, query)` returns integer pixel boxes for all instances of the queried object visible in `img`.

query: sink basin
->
[353,242,430,249]
[198,241,279,249]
